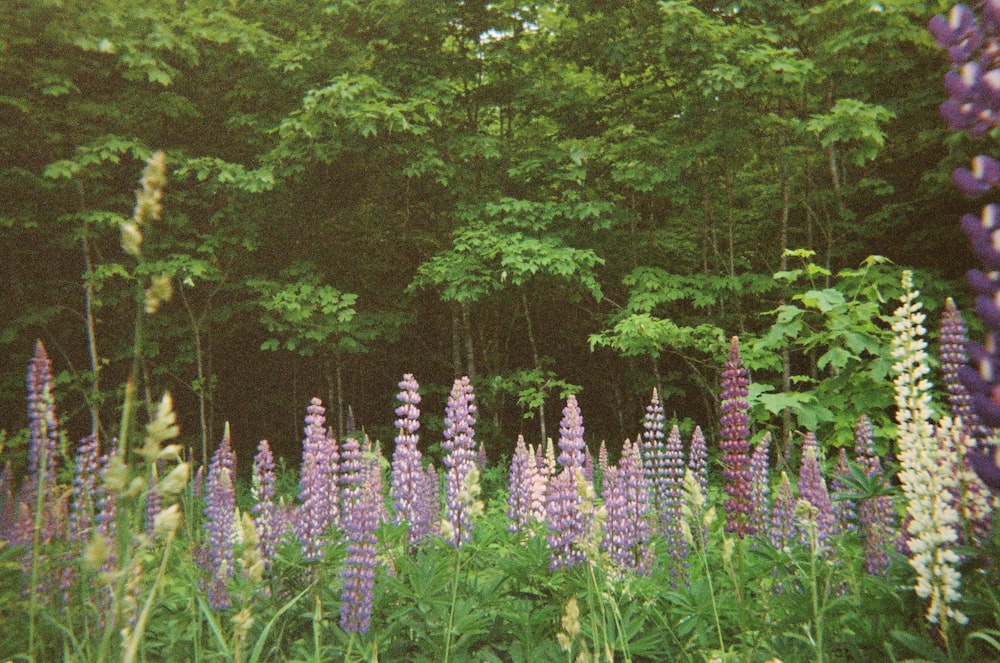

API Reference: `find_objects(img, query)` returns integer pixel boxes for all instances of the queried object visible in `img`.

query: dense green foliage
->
[0,0,975,464]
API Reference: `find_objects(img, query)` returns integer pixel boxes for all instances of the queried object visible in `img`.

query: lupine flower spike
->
[252,440,280,569]
[796,433,835,548]
[204,425,237,610]
[441,377,480,547]
[391,374,433,545]
[720,336,754,537]
[891,270,967,626]
[296,398,339,561]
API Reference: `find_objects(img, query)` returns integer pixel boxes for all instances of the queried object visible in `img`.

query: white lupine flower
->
[891,271,967,626]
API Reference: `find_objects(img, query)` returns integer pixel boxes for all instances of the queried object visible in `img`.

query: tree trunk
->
[521,289,546,445]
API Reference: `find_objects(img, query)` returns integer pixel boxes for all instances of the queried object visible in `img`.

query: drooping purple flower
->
[720,336,754,537]
[797,433,835,547]
[557,394,586,469]
[391,374,432,545]
[204,429,236,610]
[339,469,380,633]
[297,398,339,561]
[442,376,478,547]
[252,439,280,568]
[749,433,772,539]
[601,439,651,574]
[853,415,896,576]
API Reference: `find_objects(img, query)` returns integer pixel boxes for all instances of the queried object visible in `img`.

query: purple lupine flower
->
[252,439,280,568]
[953,155,1000,196]
[545,468,586,570]
[597,440,609,476]
[363,440,388,525]
[26,341,60,495]
[769,471,797,552]
[929,4,980,64]
[688,425,708,499]
[749,433,772,539]
[204,430,236,610]
[829,447,855,535]
[720,336,754,538]
[853,415,895,576]
[601,439,652,574]
[391,374,432,545]
[297,398,339,561]
[582,447,594,482]
[419,463,441,534]
[930,1,1000,488]
[339,468,380,633]
[442,377,478,547]
[557,394,586,469]
[145,470,162,536]
[0,463,14,540]
[661,425,687,552]
[340,433,364,502]
[68,436,101,545]
[22,340,62,546]
[640,389,669,534]
[940,298,988,443]
[508,435,534,533]
[477,441,488,471]
[797,433,835,547]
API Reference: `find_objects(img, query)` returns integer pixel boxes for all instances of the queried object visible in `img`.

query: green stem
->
[122,527,177,663]
[27,419,51,661]
[443,546,462,663]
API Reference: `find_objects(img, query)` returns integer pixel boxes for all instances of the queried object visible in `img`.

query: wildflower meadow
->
[10,2,1000,663]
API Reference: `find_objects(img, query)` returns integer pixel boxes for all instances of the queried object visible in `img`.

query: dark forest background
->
[0,0,976,470]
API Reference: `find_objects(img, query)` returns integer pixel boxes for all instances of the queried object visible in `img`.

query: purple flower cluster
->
[558,394,586,469]
[797,433,836,547]
[930,2,1000,488]
[296,398,339,561]
[639,389,669,532]
[391,374,434,545]
[930,4,1000,138]
[853,415,896,576]
[661,425,687,553]
[508,435,536,533]
[939,298,987,442]
[769,472,797,552]
[688,425,708,498]
[339,470,380,633]
[829,448,855,535]
[720,336,754,537]
[252,439,281,568]
[601,439,651,574]
[442,377,478,547]
[749,433,772,539]
[545,469,586,570]
[205,430,236,610]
